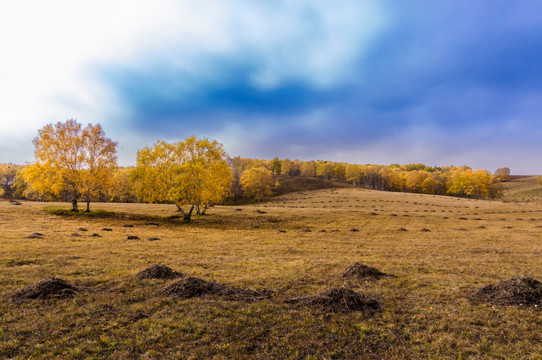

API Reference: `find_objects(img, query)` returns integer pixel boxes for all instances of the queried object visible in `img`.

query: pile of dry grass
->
[135,264,184,280]
[341,262,390,280]
[11,277,80,301]
[285,287,380,313]
[26,232,44,239]
[158,276,271,302]
[471,277,542,306]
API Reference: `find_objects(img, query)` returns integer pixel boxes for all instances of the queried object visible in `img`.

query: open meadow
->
[1,182,542,359]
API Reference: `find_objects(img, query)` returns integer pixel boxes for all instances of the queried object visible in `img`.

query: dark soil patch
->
[127,235,140,240]
[90,233,101,237]
[398,228,408,232]
[158,276,271,302]
[26,233,44,239]
[78,228,88,231]
[300,228,311,233]
[255,209,266,214]
[470,277,542,307]
[285,287,380,313]
[147,237,160,241]
[420,228,431,232]
[123,224,134,228]
[11,277,80,301]
[102,228,113,231]
[341,262,390,280]
[135,264,184,280]
[70,233,82,237]
[350,228,360,232]
[145,222,160,226]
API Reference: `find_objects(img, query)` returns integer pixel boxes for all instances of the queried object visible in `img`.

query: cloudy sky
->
[1,1,542,174]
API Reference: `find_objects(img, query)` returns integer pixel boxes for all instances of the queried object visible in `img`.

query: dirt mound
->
[158,276,271,302]
[12,277,80,301]
[285,287,380,313]
[471,277,542,306]
[341,262,389,280]
[26,232,44,239]
[135,264,184,280]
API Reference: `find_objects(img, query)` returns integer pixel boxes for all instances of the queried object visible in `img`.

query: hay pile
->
[471,277,542,307]
[26,233,44,239]
[12,277,80,301]
[135,264,184,280]
[286,287,380,313]
[158,276,271,302]
[341,262,389,280]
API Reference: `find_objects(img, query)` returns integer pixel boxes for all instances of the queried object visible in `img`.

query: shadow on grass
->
[42,207,291,230]
[44,207,182,223]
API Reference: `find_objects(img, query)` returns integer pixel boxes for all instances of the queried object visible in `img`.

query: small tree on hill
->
[240,166,274,201]
[494,167,511,182]
[271,157,282,175]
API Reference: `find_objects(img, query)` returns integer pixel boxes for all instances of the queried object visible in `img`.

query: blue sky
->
[1,1,542,174]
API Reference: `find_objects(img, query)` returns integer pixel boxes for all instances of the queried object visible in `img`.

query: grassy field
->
[500,176,542,203]
[1,184,542,359]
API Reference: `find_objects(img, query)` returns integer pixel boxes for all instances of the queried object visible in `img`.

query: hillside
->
[499,176,542,203]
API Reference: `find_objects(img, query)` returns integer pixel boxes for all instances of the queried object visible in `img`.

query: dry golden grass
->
[500,176,542,203]
[1,187,541,359]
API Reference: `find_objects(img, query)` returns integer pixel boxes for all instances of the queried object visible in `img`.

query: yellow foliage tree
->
[108,167,137,203]
[132,136,232,221]
[405,170,430,193]
[240,166,274,201]
[79,124,118,211]
[316,161,334,180]
[0,163,21,198]
[421,175,440,194]
[345,164,362,185]
[25,120,117,211]
[300,161,317,177]
[446,168,494,199]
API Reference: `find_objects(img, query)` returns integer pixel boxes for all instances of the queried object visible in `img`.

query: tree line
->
[1,120,510,218]
[230,159,507,200]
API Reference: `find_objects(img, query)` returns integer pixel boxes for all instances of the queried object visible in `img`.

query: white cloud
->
[0,0,386,164]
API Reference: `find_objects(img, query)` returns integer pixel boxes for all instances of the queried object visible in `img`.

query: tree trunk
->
[200,204,208,215]
[175,204,194,221]
[86,199,91,212]
[71,199,79,212]
[184,205,194,221]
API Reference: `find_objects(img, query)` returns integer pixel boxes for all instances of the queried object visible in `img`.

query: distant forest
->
[0,159,509,203]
